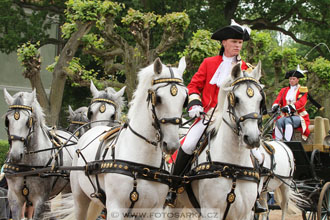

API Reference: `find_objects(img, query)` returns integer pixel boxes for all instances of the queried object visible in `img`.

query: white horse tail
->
[44,193,104,220]
[274,185,306,215]
[44,193,75,220]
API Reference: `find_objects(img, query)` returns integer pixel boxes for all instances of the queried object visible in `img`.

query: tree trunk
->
[48,22,93,126]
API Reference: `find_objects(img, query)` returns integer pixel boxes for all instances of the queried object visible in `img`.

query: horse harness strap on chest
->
[85,159,172,208]
[3,162,70,207]
[182,161,260,219]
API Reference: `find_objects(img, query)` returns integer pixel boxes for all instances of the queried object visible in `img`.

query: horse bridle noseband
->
[5,105,34,150]
[128,67,187,147]
[223,77,266,135]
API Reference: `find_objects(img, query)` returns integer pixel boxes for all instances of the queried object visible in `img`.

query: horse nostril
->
[243,135,260,148]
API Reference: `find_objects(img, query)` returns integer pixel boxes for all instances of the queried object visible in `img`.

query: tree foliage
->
[2,0,330,125]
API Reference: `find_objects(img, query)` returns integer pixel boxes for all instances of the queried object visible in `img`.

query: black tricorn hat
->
[285,65,307,79]
[211,19,250,42]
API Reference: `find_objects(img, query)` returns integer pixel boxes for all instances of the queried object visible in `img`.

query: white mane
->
[208,74,233,132]
[128,63,166,119]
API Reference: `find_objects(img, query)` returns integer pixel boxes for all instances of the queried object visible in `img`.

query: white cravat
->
[286,85,298,104]
[210,55,235,87]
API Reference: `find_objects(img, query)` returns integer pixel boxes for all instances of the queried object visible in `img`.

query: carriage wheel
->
[317,182,330,220]
[303,210,318,220]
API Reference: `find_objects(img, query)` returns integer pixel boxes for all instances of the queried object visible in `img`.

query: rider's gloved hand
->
[188,105,204,118]
[271,104,279,113]
[281,105,290,114]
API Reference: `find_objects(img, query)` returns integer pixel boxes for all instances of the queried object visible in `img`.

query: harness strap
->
[22,177,33,207]
[128,172,139,214]
[223,176,237,220]
[127,123,158,147]
[86,159,171,185]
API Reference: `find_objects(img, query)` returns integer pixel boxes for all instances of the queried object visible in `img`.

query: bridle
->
[68,114,90,137]
[87,97,118,121]
[5,105,34,150]
[128,66,187,147]
[223,77,266,136]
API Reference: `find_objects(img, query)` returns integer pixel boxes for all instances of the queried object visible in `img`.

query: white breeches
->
[181,119,207,155]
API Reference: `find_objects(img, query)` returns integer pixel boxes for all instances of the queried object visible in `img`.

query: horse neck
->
[207,113,252,167]
[117,101,163,166]
[23,124,52,166]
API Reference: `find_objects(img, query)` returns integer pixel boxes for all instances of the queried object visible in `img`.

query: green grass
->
[0,140,9,167]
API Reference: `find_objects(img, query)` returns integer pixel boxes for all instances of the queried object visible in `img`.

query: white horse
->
[88,80,126,127]
[257,140,301,220]
[53,57,188,220]
[171,62,302,220]
[67,105,89,137]
[3,89,76,220]
[169,62,268,220]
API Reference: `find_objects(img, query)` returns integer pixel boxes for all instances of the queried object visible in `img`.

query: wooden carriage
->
[275,116,330,220]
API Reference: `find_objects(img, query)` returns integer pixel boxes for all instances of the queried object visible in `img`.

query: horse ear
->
[68,105,75,118]
[154,58,163,75]
[231,63,243,80]
[250,60,262,81]
[29,89,37,105]
[3,88,14,105]
[90,80,100,97]
[115,86,126,99]
[178,56,186,76]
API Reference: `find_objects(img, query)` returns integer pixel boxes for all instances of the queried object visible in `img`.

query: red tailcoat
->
[187,55,248,113]
[169,56,248,163]
[272,85,310,140]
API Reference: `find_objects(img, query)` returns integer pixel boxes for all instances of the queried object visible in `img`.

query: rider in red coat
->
[166,20,267,213]
[272,65,310,141]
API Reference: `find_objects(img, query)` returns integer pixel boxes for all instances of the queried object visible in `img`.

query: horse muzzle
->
[243,135,260,149]
[162,141,180,155]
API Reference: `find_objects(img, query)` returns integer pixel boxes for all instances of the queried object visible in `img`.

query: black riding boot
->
[165,148,193,207]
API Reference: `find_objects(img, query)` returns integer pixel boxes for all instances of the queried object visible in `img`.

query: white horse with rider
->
[167,62,303,220]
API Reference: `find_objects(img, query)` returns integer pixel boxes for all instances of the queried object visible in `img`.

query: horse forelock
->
[128,62,182,119]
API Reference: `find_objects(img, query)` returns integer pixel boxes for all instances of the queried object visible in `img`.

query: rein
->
[223,77,266,136]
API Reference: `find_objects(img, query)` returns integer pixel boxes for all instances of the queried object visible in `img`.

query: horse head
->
[88,80,126,127]
[129,57,187,154]
[67,105,89,137]
[3,88,45,163]
[221,61,265,149]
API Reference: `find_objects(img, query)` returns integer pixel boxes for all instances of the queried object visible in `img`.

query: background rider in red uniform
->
[272,65,310,141]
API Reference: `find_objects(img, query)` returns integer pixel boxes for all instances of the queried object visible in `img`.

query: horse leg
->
[72,190,92,220]
[32,198,49,220]
[86,201,104,220]
[7,192,24,220]
[279,184,290,220]
[259,192,268,220]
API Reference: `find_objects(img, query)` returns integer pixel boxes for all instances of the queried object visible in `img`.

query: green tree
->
[15,0,189,125]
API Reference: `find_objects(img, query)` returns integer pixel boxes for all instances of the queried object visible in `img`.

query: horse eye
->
[235,97,239,104]
[156,96,162,105]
